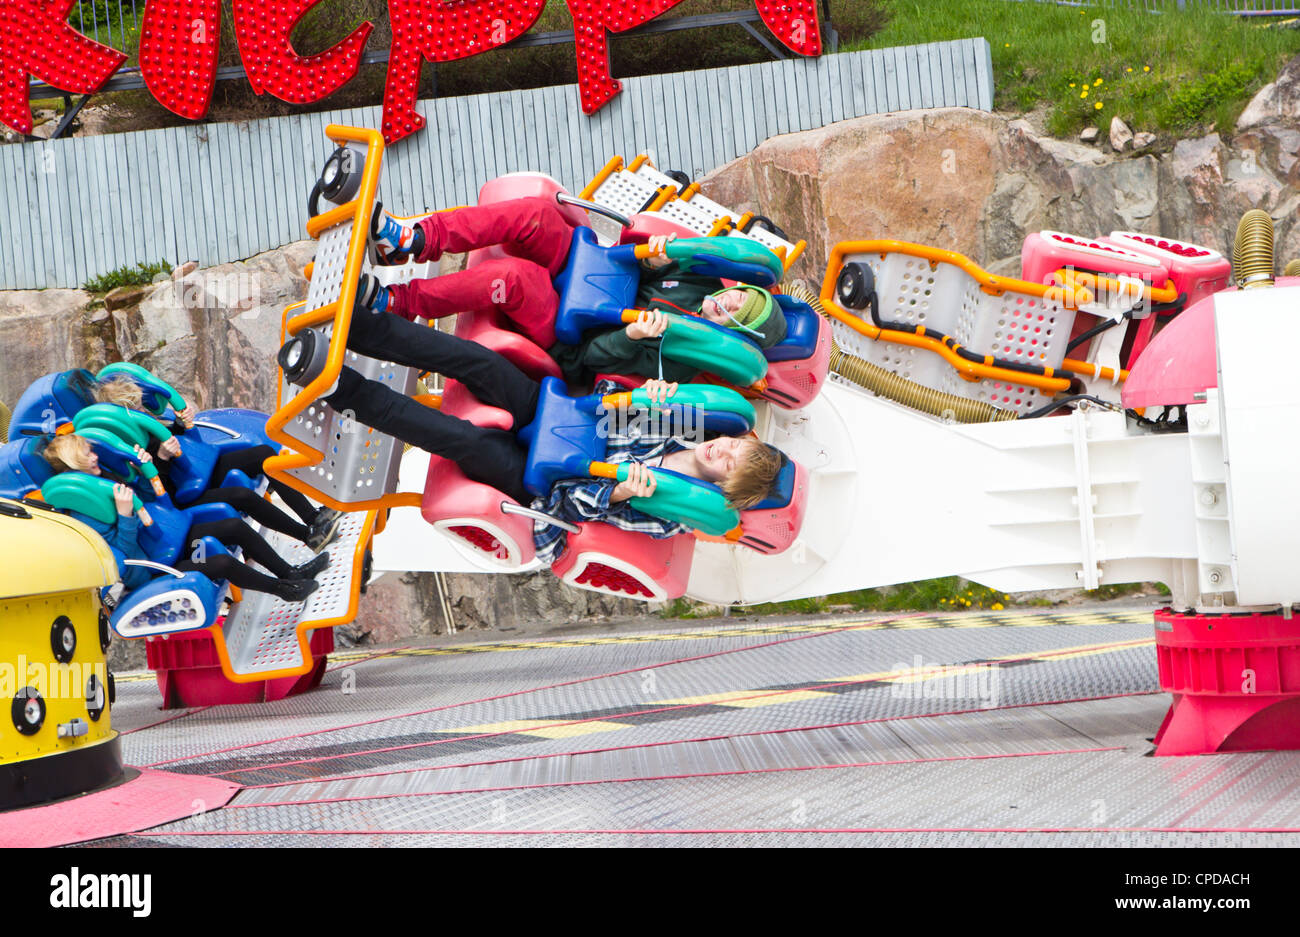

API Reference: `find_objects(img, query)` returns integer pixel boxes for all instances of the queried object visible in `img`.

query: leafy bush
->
[83,260,172,293]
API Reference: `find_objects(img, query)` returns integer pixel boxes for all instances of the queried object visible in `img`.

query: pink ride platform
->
[1153,607,1300,756]
[1,768,240,848]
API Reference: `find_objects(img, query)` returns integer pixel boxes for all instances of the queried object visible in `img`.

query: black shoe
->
[275,577,321,604]
[306,510,345,553]
[289,552,331,581]
[354,272,383,315]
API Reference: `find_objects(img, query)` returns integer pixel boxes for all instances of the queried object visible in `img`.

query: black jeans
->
[208,446,320,527]
[325,308,541,504]
[175,517,296,597]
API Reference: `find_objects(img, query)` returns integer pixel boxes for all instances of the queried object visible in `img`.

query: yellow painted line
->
[432,635,1154,743]
[113,610,1156,681]
[822,637,1154,686]
[658,689,834,708]
[450,719,635,739]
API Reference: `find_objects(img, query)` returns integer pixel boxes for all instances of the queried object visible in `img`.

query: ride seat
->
[553,226,642,345]
[420,379,536,568]
[8,369,98,436]
[0,435,55,499]
[759,298,833,410]
[453,309,562,382]
[732,456,809,555]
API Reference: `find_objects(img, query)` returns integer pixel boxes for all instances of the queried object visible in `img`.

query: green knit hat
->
[712,286,775,337]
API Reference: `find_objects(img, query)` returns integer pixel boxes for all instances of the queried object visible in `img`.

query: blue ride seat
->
[553,226,642,346]
[36,472,241,637]
[0,435,55,498]
[764,298,821,363]
[515,376,759,537]
[9,369,98,436]
[752,453,796,510]
[551,228,786,388]
[11,368,277,503]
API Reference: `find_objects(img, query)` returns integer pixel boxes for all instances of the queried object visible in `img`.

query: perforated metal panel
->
[648,198,718,234]
[590,158,801,263]
[278,224,433,505]
[831,250,1078,417]
[631,162,684,192]
[220,511,371,677]
[589,171,661,220]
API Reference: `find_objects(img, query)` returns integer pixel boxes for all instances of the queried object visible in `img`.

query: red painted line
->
[120,706,212,736]
[249,691,1161,790]
[230,746,1125,809]
[118,647,408,732]
[142,613,928,768]
[205,641,1155,779]
[130,826,1300,837]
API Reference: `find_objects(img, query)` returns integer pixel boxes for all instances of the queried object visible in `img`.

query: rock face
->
[1238,53,1300,131]
[702,88,1300,282]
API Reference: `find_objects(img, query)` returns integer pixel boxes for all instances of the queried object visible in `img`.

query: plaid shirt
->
[531,380,690,566]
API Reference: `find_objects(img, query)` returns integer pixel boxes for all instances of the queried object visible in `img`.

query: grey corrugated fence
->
[0,39,993,291]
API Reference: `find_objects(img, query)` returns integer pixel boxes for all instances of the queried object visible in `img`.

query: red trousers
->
[386,197,577,349]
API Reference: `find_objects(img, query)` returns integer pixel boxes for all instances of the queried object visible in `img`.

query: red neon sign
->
[1,0,821,143]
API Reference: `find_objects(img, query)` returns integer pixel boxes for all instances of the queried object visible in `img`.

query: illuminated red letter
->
[383,0,546,145]
[566,0,823,115]
[754,1,823,57]
[565,0,687,115]
[0,0,127,135]
[232,0,375,104]
[140,0,221,120]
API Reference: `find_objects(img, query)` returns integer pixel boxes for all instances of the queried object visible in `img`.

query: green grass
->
[849,0,1300,137]
[83,260,172,293]
[661,577,1017,618]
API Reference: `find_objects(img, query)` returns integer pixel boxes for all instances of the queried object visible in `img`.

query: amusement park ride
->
[3,122,1299,815]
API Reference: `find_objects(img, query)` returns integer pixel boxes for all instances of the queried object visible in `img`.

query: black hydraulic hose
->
[1021,394,1120,420]
[1062,294,1186,356]
[1065,312,1129,356]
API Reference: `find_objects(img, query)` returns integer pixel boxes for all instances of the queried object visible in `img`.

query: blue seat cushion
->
[0,436,54,499]
[553,227,641,346]
[9,369,98,436]
[764,299,821,363]
[751,454,795,510]
[519,377,607,498]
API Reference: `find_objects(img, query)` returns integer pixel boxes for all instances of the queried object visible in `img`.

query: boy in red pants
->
[369,197,785,384]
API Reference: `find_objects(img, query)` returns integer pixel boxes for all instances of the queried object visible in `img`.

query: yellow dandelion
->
[1081,89,1088,98]
[991,603,1004,611]
[1069,82,1076,88]
[1004,42,1010,47]
[1094,78,1103,86]
[1143,65,1150,72]
[1095,102,1103,110]
[1126,67,1133,73]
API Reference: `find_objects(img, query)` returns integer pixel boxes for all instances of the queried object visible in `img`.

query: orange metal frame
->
[819,240,1109,394]
[263,125,422,514]
[208,508,379,683]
